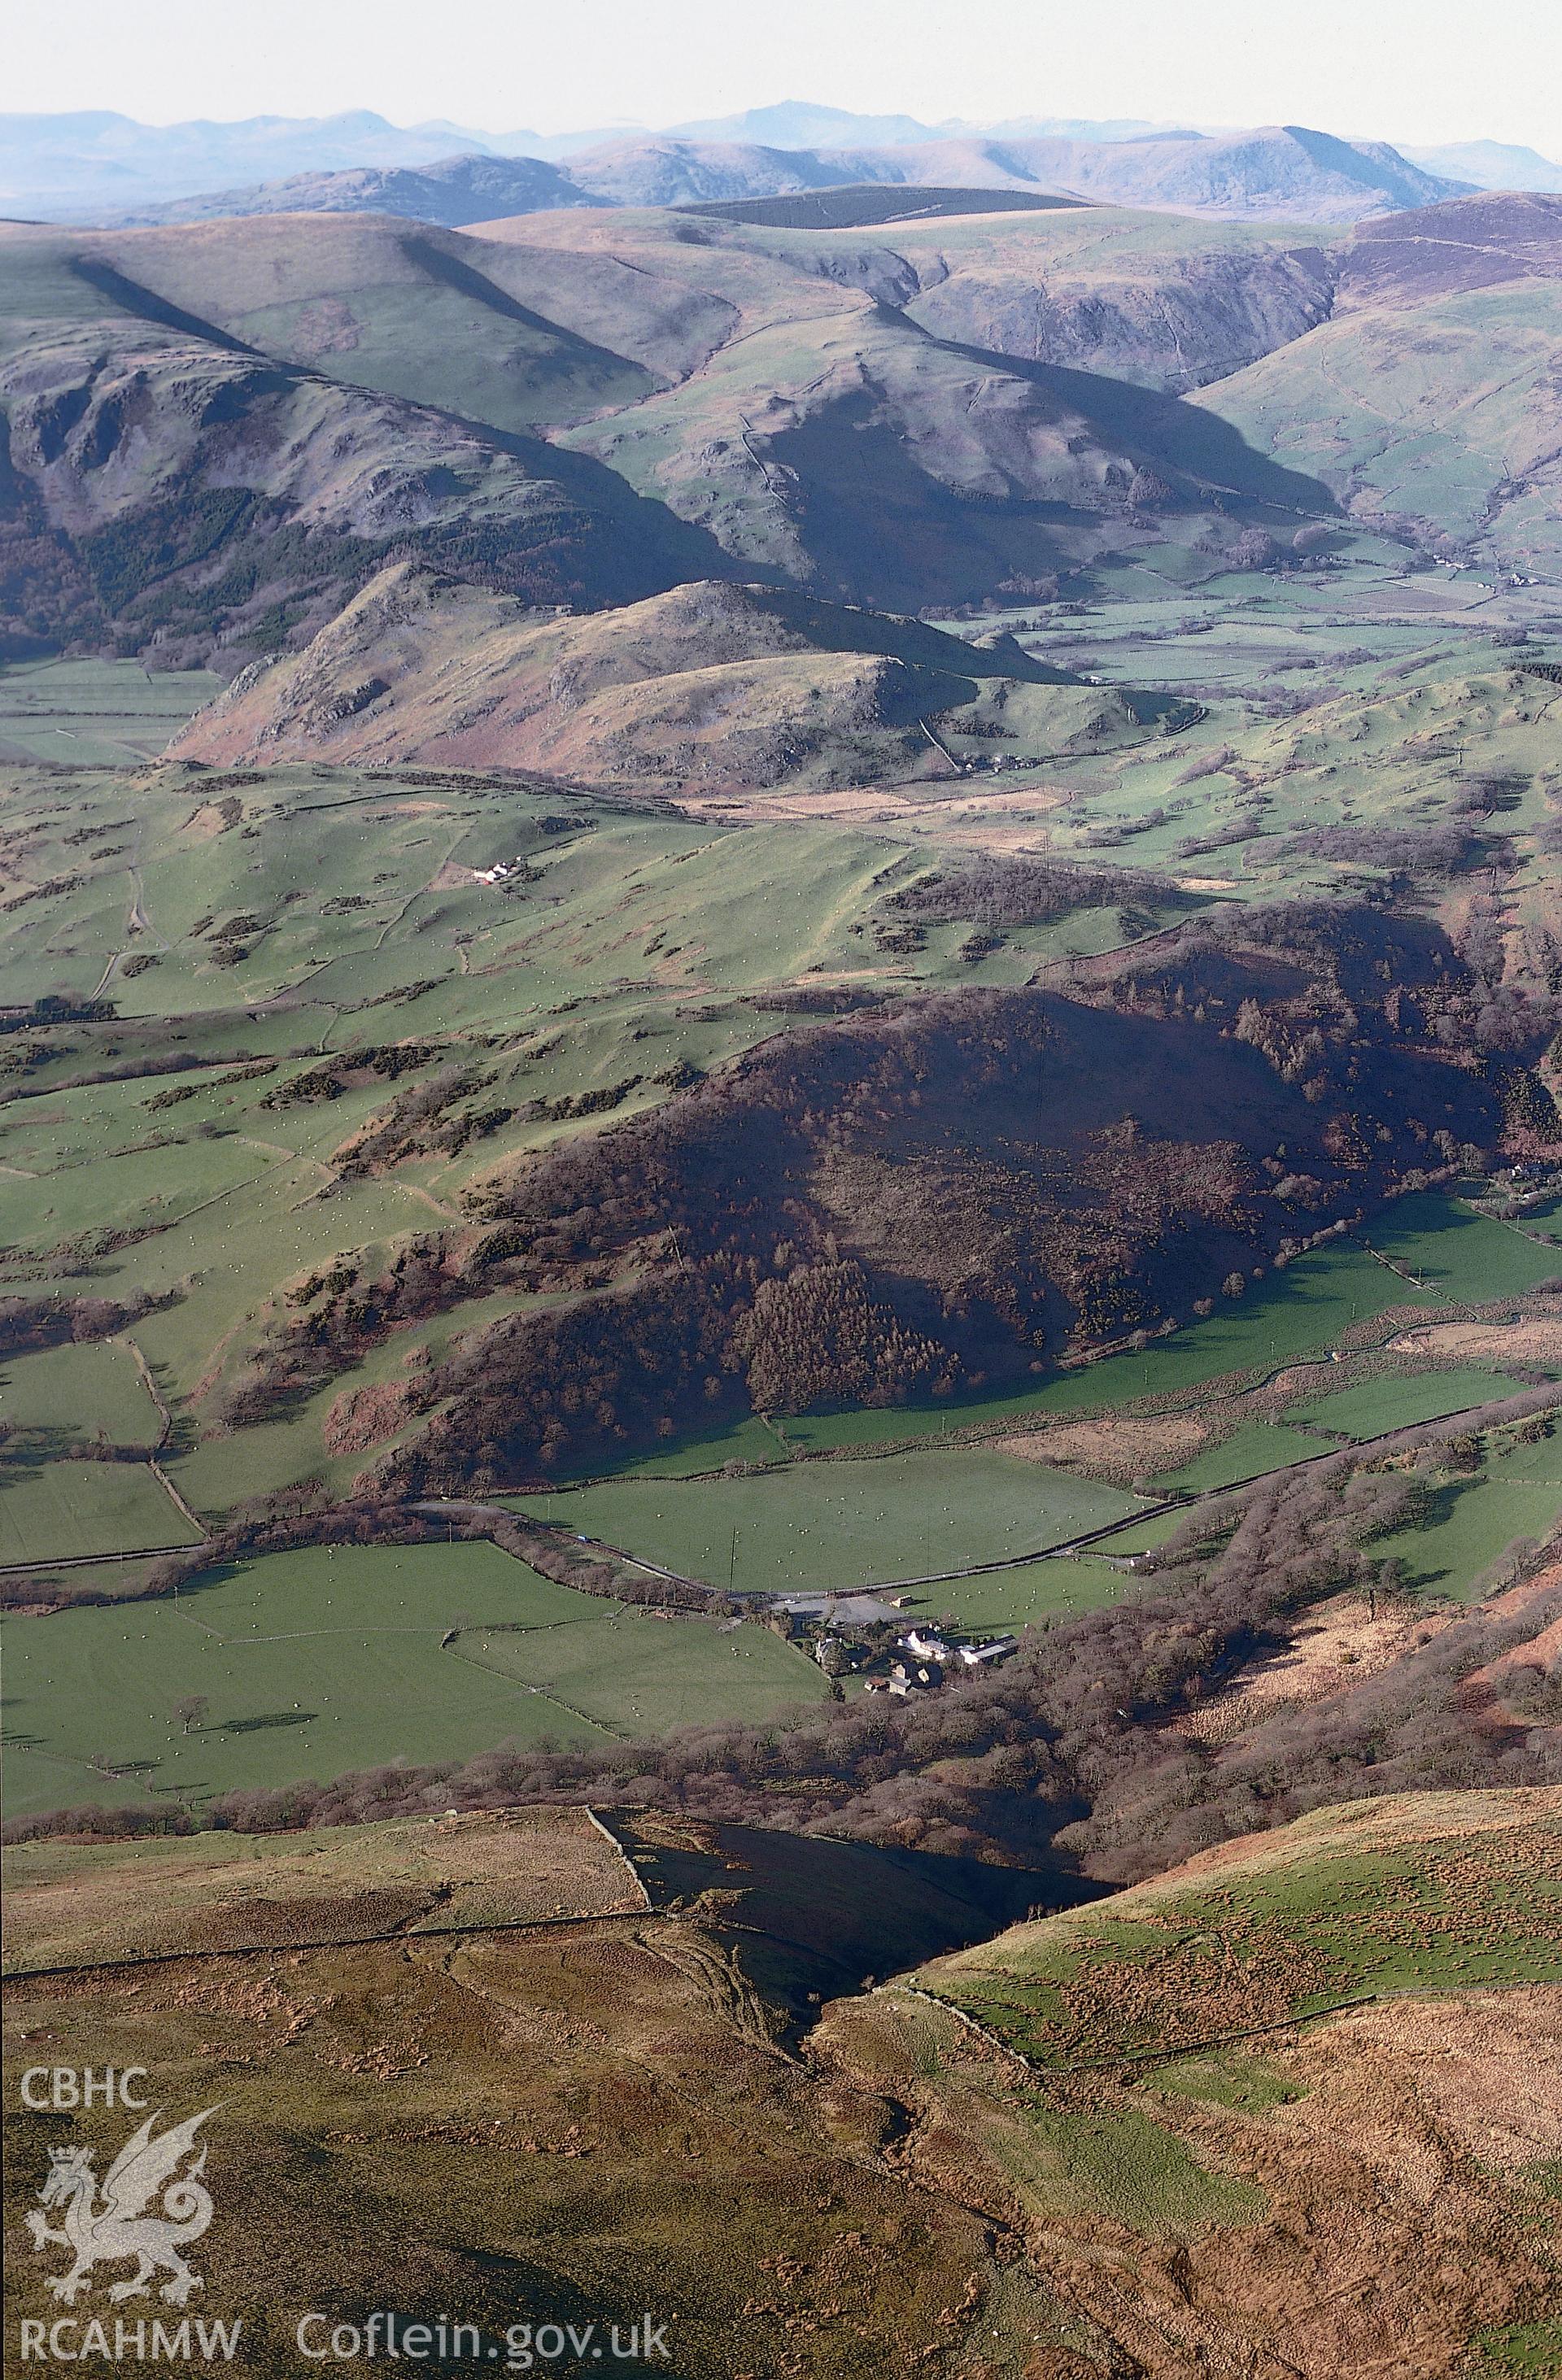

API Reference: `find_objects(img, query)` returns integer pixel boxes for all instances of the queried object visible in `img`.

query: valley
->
[2,120,1560,2377]
[4,1793,1558,2375]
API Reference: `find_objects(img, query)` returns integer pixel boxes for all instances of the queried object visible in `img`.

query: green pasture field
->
[511,1447,1144,1596]
[1,1127,282,1259]
[0,658,222,766]
[613,1414,796,1478]
[95,1170,441,1409]
[0,1338,164,1445]
[1079,1507,1192,1558]
[980,2097,1262,2235]
[0,756,982,1137]
[2,1556,164,1603]
[2,1102,449,1423]
[1004,573,1527,699]
[977,638,1562,909]
[0,1462,198,1565]
[166,1285,551,1515]
[905,1551,1142,1636]
[1284,1365,1540,1441]
[1372,1437,1562,1602]
[1359,1199,1562,1305]
[1152,1420,1326,1491]
[465,1607,827,1734]
[0,1538,831,1817]
[1151,2051,1302,2115]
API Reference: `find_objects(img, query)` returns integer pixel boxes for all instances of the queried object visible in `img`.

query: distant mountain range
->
[3,102,1556,224]
[1399,138,1562,191]
[110,151,610,228]
[0,110,518,216]
[33,126,1488,233]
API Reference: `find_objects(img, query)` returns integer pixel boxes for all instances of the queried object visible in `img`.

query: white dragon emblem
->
[26,2108,219,2306]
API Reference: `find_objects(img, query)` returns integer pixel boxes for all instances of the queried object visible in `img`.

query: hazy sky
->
[9,0,1561,154]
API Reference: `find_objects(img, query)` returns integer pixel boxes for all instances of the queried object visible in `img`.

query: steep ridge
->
[21,213,663,434]
[0,224,732,660]
[2,193,1550,668]
[166,564,1146,789]
[520,211,1337,606]
[841,209,1336,390]
[617,202,1339,393]
[775,124,1468,222]
[0,208,1343,651]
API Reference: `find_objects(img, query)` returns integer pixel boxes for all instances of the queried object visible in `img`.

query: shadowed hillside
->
[15,213,663,433]
[0,205,1348,651]
[543,243,1338,604]
[0,225,732,661]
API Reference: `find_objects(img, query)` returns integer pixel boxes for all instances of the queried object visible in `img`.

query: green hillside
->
[1201,282,1562,573]
[2,626,1557,1561]
[915,1788,1562,2064]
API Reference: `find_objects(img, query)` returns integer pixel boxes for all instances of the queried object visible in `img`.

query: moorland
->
[5,1792,1559,2376]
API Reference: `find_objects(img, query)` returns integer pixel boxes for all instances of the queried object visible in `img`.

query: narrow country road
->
[7,1384,1555,1589]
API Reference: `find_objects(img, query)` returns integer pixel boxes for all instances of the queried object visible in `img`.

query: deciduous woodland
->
[195,909,1555,1489]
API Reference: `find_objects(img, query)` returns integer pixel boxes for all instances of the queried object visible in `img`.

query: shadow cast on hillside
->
[925,333,1341,517]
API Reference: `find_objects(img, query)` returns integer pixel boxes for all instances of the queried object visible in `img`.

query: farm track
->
[147,1451,199,1515]
[115,1336,173,1449]
[0,1541,197,1578]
